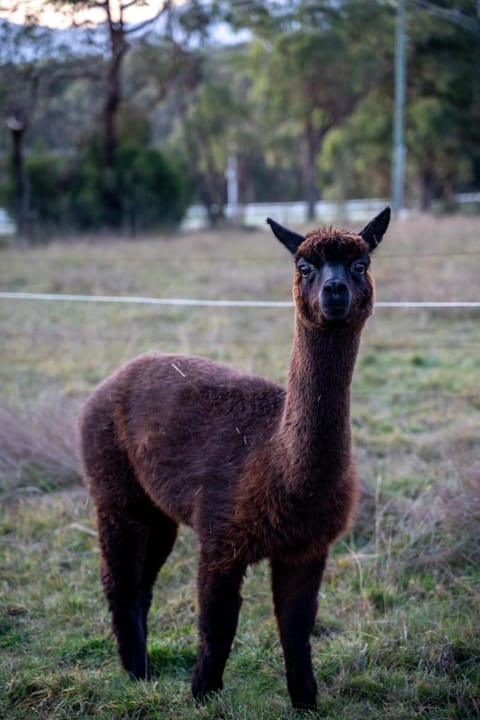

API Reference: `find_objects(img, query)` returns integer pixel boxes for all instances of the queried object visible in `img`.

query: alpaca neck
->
[279,316,362,495]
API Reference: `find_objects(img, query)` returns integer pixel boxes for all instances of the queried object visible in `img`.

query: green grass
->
[0,216,479,718]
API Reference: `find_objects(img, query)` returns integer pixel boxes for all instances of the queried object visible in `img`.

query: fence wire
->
[1,291,479,309]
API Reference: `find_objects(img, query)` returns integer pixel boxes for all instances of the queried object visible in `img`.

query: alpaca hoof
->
[292,700,317,712]
[192,687,222,706]
[127,668,151,681]
[193,689,221,707]
[191,676,223,704]
[125,656,152,681]
[290,682,317,712]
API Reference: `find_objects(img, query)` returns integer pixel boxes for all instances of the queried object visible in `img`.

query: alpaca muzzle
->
[320,273,352,321]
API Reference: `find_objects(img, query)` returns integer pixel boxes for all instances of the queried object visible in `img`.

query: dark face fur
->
[294,232,374,329]
[266,208,390,330]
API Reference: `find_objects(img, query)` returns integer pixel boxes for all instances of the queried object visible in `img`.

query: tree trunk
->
[419,165,435,212]
[102,23,129,225]
[302,117,319,222]
[195,111,225,226]
[7,119,30,243]
[104,26,126,169]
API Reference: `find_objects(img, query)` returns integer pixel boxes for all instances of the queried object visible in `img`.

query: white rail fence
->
[2,194,480,235]
[184,199,390,230]
[0,209,15,236]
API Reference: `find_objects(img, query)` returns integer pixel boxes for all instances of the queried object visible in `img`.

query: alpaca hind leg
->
[271,556,326,710]
[140,513,178,645]
[97,511,149,678]
[192,557,246,700]
[97,509,177,680]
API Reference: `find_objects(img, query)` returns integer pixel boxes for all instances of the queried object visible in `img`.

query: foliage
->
[1,0,480,232]
[177,67,250,217]
[114,141,192,232]
[235,0,395,215]
[316,0,480,209]
[404,4,480,208]
[317,90,393,202]
[0,140,191,233]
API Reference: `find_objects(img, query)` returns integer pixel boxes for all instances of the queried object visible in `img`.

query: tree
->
[42,0,173,223]
[319,0,480,210]
[132,3,255,223]
[317,89,393,205]
[233,0,394,219]
[0,17,81,239]
[405,1,480,209]
[0,1,200,236]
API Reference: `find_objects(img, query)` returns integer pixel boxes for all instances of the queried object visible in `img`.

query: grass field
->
[1,215,479,719]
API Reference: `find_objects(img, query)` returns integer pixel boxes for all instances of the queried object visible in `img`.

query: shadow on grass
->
[62,635,114,669]
[149,643,197,678]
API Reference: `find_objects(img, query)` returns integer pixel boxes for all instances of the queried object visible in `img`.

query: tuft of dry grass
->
[412,473,480,568]
[355,466,480,574]
[0,397,81,496]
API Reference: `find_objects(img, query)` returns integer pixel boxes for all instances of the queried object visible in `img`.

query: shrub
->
[0,141,192,235]
[115,142,191,232]
[27,155,70,226]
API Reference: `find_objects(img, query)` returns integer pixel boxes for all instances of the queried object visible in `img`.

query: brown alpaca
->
[80,208,390,710]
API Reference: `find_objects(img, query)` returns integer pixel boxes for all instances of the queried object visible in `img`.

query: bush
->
[115,142,191,232]
[1,141,192,234]
[27,155,71,226]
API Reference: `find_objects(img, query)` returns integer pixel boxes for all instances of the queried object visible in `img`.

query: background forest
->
[1,0,480,239]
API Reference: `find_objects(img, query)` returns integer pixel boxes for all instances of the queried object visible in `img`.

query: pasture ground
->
[0,215,479,719]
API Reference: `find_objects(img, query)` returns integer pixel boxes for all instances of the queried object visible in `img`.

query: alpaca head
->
[267,208,390,330]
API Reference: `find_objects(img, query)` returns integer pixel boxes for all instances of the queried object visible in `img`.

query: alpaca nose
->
[323,279,349,298]
[321,275,351,321]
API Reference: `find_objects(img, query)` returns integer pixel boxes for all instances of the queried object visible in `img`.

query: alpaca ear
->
[266,217,305,255]
[359,207,391,251]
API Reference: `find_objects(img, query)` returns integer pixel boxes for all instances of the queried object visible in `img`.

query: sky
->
[0,1,186,29]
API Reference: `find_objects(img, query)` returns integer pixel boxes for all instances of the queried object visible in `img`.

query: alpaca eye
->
[298,263,313,278]
[353,261,367,275]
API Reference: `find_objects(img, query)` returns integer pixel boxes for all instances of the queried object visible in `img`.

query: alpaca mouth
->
[321,300,351,321]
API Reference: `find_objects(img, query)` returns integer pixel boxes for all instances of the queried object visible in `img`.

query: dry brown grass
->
[355,464,480,573]
[412,473,480,568]
[0,397,81,497]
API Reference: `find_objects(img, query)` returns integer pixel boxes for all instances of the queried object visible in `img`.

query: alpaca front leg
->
[192,559,245,701]
[271,556,326,710]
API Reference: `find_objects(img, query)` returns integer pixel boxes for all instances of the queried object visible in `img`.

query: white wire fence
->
[1,292,479,309]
